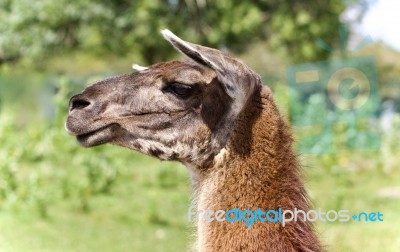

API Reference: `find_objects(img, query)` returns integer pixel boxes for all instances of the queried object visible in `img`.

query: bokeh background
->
[0,0,399,251]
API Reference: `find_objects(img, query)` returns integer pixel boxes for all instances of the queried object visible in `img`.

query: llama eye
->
[167,83,193,97]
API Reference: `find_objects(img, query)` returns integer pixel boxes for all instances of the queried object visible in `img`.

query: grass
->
[0,151,192,252]
[308,154,400,251]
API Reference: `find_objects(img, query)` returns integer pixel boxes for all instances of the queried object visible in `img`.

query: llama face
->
[65,61,232,165]
[65,30,261,166]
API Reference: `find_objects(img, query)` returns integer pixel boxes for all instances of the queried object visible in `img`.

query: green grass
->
[308,156,400,251]
[0,155,192,252]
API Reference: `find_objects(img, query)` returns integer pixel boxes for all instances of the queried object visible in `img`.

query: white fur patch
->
[132,64,148,71]
[213,148,228,167]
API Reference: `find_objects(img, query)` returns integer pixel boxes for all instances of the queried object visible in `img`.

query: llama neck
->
[191,87,322,252]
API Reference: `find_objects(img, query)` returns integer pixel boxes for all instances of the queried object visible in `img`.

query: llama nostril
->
[70,97,91,111]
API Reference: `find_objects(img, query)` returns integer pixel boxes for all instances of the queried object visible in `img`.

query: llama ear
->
[161,29,223,72]
[161,29,261,113]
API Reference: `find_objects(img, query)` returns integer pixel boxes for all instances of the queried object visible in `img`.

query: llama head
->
[65,30,262,167]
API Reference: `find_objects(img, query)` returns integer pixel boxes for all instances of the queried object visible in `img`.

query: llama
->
[65,30,322,252]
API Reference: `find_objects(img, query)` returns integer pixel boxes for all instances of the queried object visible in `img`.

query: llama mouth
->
[76,124,118,147]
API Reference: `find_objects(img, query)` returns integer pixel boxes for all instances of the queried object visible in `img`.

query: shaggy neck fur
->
[191,86,322,252]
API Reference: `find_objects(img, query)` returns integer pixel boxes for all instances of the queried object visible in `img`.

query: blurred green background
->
[0,1,399,251]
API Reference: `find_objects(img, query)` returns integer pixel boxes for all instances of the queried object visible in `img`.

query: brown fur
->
[193,86,322,251]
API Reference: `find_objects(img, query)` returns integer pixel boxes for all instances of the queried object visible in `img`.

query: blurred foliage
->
[0,78,114,215]
[0,0,369,65]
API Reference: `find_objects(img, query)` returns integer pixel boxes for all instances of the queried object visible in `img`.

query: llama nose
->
[69,95,91,112]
